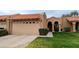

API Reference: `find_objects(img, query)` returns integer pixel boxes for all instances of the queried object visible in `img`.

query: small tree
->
[70,11,78,16]
[62,10,79,17]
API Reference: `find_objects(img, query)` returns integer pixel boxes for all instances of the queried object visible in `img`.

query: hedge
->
[39,28,48,35]
[0,29,8,36]
[64,27,71,32]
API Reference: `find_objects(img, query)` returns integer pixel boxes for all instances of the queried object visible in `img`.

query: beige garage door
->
[12,23,41,35]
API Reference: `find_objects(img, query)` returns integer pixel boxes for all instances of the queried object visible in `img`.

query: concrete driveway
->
[0,35,38,48]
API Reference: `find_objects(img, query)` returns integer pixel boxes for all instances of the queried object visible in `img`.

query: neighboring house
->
[0,12,79,35]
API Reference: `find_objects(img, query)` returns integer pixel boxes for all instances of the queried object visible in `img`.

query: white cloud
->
[0,10,18,15]
[0,0,79,10]
[0,10,30,15]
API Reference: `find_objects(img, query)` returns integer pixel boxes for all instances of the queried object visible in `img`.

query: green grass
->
[26,32,79,48]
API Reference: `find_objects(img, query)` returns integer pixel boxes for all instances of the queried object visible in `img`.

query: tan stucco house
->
[0,12,79,35]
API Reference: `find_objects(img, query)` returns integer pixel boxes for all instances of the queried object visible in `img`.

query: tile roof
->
[66,17,79,22]
[0,14,41,21]
[48,17,59,19]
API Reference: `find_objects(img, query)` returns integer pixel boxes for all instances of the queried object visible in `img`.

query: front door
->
[54,21,59,32]
[76,22,79,32]
[48,22,52,32]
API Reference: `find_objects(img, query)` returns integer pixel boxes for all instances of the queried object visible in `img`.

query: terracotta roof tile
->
[67,17,79,22]
[0,14,41,21]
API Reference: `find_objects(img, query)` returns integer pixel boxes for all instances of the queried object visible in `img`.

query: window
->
[0,28,4,29]
[29,22,31,24]
[33,22,35,24]
[26,22,28,24]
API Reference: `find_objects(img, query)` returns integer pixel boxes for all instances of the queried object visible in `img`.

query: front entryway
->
[54,21,59,32]
[48,22,52,31]
[76,22,79,32]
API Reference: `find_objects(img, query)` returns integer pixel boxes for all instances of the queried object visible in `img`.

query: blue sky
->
[0,10,79,18]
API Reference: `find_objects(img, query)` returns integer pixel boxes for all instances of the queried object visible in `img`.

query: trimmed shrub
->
[64,27,71,32]
[0,29,8,36]
[39,28,48,35]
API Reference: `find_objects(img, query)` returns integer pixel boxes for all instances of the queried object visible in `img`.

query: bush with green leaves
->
[0,29,8,36]
[64,27,71,32]
[39,28,49,35]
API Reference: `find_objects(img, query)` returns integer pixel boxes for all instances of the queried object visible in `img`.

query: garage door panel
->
[12,23,40,35]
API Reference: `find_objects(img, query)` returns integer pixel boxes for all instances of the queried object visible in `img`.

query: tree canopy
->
[62,11,79,17]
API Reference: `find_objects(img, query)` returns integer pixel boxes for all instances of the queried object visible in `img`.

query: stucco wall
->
[40,13,47,28]
[62,17,72,31]
[0,22,6,29]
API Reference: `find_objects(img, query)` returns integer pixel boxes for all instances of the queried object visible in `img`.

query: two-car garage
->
[12,21,41,35]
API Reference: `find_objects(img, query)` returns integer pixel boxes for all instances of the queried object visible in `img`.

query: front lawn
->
[27,32,79,48]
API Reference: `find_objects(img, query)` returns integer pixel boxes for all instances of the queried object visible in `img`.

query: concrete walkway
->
[0,35,38,48]
[39,32,53,37]
[47,32,53,37]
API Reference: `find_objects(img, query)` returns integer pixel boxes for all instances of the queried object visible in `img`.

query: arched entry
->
[48,22,52,31]
[54,21,59,32]
[76,22,79,32]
